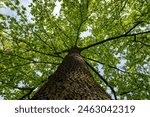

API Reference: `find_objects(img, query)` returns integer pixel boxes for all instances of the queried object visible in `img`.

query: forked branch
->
[80,22,150,51]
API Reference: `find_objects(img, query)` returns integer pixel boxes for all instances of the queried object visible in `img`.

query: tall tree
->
[32,48,111,99]
[0,0,150,100]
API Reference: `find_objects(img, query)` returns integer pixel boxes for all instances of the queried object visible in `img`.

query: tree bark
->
[31,48,111,100]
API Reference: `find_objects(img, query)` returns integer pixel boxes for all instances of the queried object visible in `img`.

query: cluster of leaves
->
[0,0,150,99]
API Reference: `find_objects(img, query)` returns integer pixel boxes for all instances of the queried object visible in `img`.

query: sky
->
[0,0,31,15]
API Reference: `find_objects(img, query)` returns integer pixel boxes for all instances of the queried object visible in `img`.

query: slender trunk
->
[31,48,111,100]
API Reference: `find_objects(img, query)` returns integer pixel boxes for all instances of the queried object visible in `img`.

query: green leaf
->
[0,0,150,100]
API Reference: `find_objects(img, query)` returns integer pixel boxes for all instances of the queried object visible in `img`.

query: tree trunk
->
[31,48,111,100]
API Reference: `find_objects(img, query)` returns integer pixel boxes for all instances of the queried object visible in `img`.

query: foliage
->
[0,0,150,100]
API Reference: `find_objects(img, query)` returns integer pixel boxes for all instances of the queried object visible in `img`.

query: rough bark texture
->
[31,48,111,100]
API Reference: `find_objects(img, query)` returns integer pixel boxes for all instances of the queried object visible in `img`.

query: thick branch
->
[81,30,150,51]
[85,61,117,100]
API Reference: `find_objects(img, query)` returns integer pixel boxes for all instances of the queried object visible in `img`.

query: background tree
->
[0,0,150,100]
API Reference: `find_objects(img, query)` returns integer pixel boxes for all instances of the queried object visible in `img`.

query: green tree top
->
[0,0,150,99]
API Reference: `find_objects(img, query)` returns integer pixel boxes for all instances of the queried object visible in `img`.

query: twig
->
[19,88,35,100]
[83,56,129,74]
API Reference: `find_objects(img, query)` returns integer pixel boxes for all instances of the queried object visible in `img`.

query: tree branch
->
[19,88,35,100]
[14,86,35,91]
[81,30,150,51]
[119,87,140,96]
[53,49,70,55]
[38,8,63,55]
[0,62,32,74]
[124,21,143,35]
[27,49,63,59]
[49,20,70,49]
[2,30,62,59]
[0,50,60,65]
[85,61,117,100]
[83,56,129,74]
[74,3,89,47]
[135,40,150,47]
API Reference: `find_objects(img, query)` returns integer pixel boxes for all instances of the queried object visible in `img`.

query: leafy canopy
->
[0,0,150,99]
